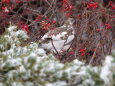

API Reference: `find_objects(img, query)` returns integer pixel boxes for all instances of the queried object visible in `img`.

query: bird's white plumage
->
[41,18,75,53]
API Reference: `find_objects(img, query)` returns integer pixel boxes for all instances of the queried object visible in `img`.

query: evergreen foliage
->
[0,26,115,86]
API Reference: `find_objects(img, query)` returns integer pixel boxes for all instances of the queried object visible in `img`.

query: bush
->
[0,25,115,86]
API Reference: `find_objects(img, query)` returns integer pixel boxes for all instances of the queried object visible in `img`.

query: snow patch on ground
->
[100,56,113,85]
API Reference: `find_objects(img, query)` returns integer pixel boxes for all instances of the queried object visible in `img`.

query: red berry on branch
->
[2,0,10,4]
[105,24,111,29]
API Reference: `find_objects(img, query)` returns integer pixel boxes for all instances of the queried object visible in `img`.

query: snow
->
[1,58,22,68]
[17,30,28,40]
[73,59,84,65]
[84,79,95,86]
[46,81,67,86]
[0,83,3,86]
[1,25,115,86]
[100,56,113,85]
[37,48,46,55]
[7,25,17,31]
[7,70,18,80]
[7,26,28,41]
[29,52,37,57]
[46,83,54,86]
[19,65,26,73]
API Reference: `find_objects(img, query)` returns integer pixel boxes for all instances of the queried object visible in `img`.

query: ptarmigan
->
[41,18,75,53]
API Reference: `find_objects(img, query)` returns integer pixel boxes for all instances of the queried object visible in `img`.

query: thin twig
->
[51,38,60,56]
[89,42,100,64]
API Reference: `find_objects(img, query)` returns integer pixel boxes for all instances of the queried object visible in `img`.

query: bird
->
[40,18,75,53]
